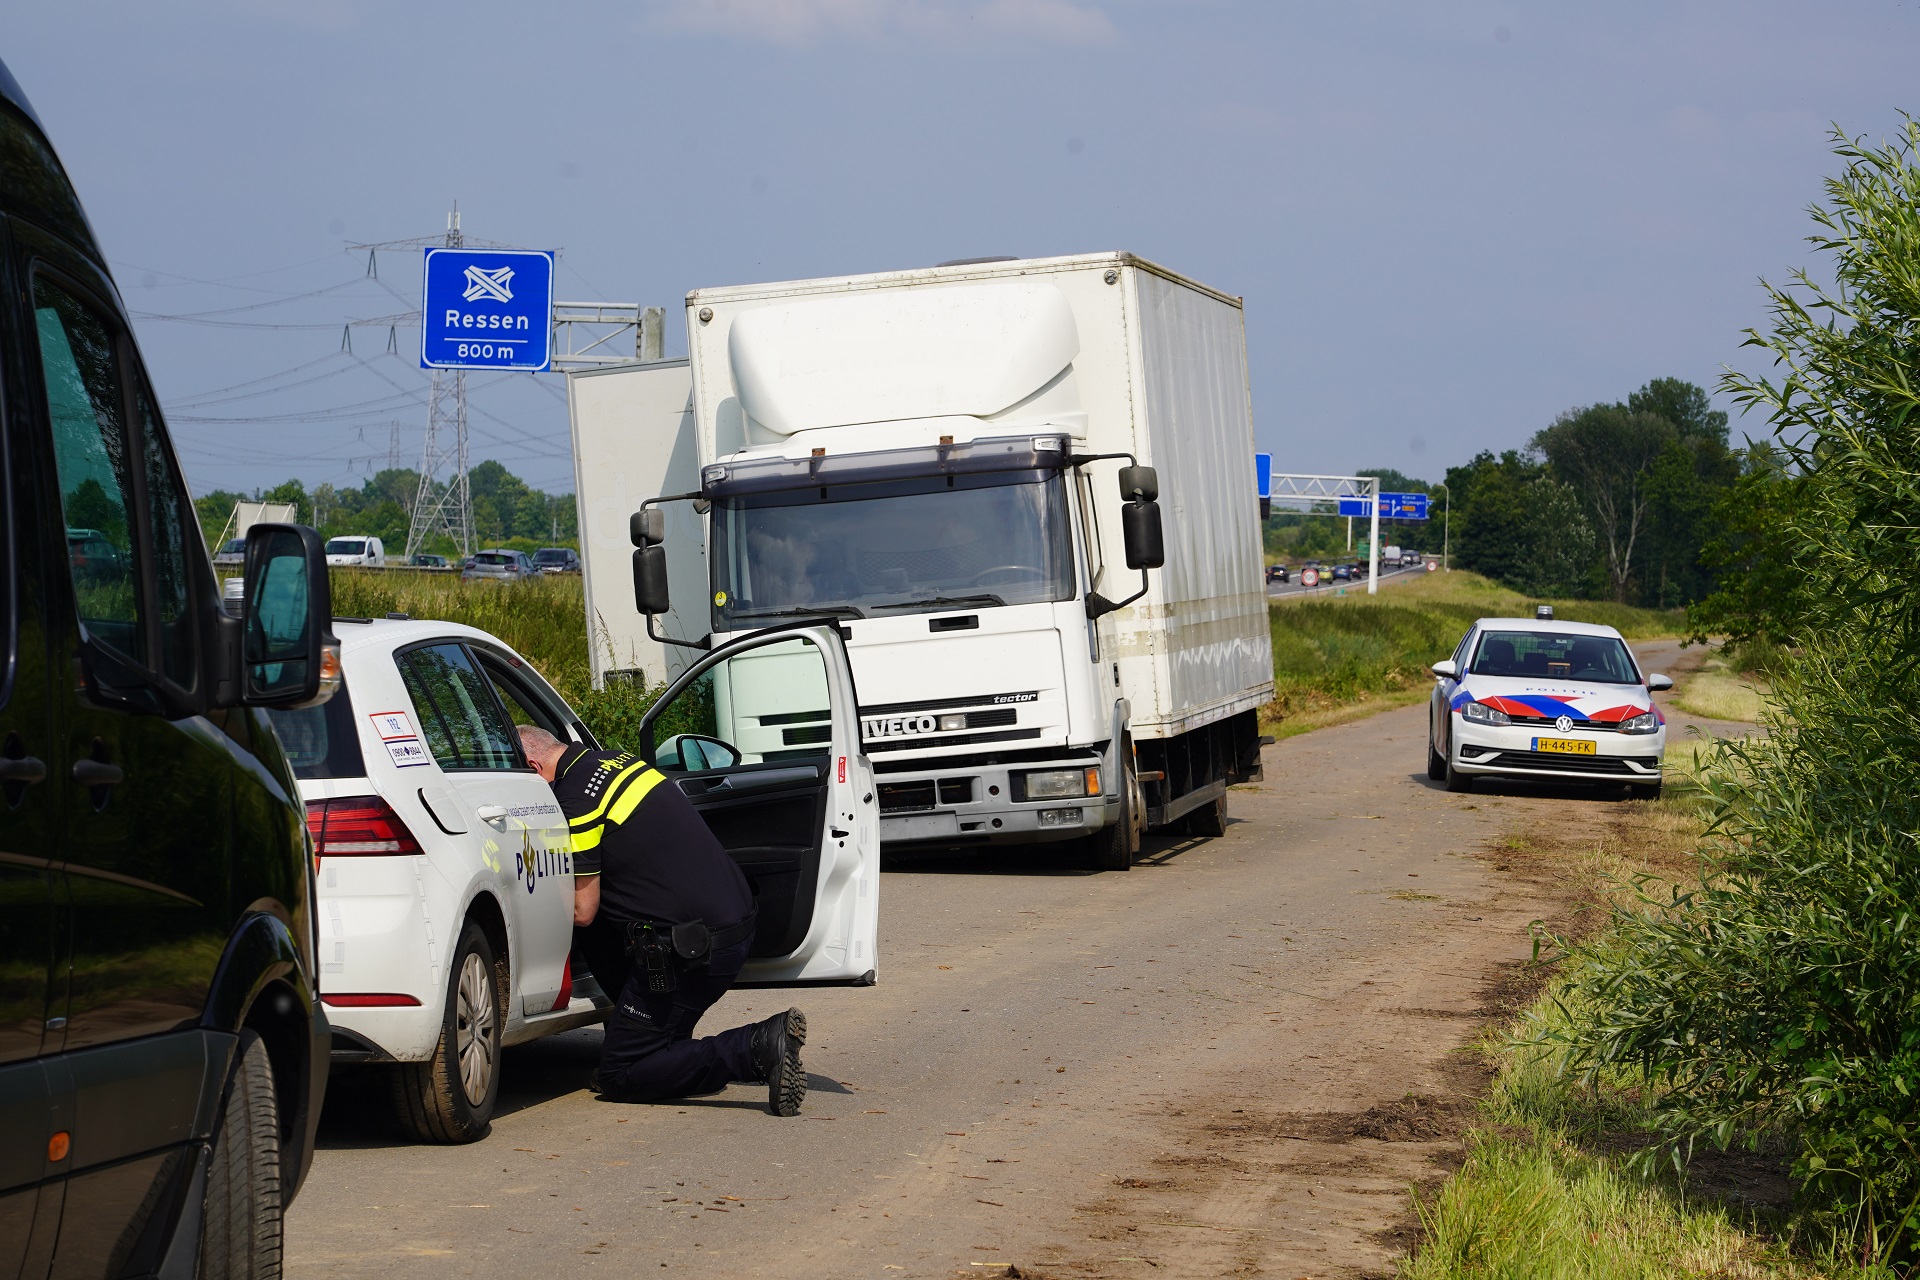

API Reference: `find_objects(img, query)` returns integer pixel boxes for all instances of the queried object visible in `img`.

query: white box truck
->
[567,252,1275,869]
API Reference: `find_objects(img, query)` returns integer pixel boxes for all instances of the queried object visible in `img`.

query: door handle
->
[710,767,821,793]
[0,757,46,784]
[475,804,511,828]
[72,759,123,786]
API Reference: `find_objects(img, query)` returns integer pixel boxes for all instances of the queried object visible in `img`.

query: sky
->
[7,1,1917,500]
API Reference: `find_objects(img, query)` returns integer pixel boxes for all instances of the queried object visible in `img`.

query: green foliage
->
[1445,451,1598,597]
[1547,119,1920,1264]
[326,570,661,753]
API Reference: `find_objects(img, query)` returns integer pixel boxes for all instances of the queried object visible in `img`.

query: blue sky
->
[8,1,1916,497]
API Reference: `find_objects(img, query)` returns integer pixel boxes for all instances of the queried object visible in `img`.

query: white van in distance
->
[326,535,385,567]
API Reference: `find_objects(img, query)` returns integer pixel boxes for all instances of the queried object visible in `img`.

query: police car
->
[266,617,879,1141]
[1427,614,1672,798]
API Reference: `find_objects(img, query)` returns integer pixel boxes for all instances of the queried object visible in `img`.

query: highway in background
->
[1265,560,1434,599]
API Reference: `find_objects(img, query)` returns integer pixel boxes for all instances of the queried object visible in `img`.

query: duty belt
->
[620,911,758,993]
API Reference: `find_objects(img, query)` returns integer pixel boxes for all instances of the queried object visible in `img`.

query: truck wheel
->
[199,1030,283,1280]
[1086,752,1140,872]
[391,921,502,1143]
[1183,793,1227,838]
[1426,715,1447,781]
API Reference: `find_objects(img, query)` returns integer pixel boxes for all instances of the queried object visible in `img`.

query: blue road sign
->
[1255,452,1272,498]
[1336,492,1430,519]
[421,248,555,372]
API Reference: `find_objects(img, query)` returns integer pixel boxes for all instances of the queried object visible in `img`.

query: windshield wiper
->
[729,604,866,621]
[869,593,1006,612]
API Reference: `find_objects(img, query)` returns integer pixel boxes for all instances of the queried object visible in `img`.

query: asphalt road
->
[1265,561,1429,599]
[285,640,1722,1279]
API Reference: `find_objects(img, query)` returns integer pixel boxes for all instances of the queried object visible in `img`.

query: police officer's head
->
[517,725,568,781]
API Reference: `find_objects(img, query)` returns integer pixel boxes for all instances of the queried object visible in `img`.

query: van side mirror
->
[241,524,339,707]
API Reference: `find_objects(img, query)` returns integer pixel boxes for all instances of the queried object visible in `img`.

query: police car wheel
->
[1631,780,1663,801]
[1427,715,1447,781]
[391,921,502,1143]
[1444,749,1474,794]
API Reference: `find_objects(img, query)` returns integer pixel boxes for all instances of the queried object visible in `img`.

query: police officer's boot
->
[749,1008,807,1117]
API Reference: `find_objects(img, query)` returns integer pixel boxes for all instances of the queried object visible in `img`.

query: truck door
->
[636,624,878,985]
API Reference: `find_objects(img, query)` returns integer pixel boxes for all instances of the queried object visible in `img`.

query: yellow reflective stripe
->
[567,757,652,828]
[570,825,604,853]
[607,767,666,826]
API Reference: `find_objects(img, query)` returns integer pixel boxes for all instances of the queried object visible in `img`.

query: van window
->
[138,389,196,689]
[395,642,521,771]
[34,276,140,659]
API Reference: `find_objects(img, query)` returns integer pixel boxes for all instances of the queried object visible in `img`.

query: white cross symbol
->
[462,265,515,303]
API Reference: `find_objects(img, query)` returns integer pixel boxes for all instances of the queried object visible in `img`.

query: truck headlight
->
[1461,701,1510,726]
[1020,767,1102,800]
[1618,711,1659,734]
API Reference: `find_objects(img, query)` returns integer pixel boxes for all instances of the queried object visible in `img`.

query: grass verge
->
[1264,571,1685,737]
[1401,775,1863,1280]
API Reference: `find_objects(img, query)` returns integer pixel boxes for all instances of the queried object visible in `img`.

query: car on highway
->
[1427,618,1672,798]
[265,615,880,1140]
[532,547,581,574]
[1401,551,1420,567]
[1265,563,1290,584]
[214,535,248,566]
[1331,563,1352,581]
[408,552,450,569]
[326,534,386,567]
[462,548,536,582]
[5,57,336,1272]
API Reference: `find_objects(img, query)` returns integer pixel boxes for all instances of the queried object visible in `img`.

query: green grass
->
[1265,571,1685,736]
[326,569,661,751]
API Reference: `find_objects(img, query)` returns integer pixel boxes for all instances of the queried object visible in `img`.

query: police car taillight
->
[307,795,424,857]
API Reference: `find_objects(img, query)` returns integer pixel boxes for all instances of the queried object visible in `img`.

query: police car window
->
[267,678,367,780]
[34,276,142,660]
[650,636,831,770]
[1469,631,1640,684]
[395,642,521,770]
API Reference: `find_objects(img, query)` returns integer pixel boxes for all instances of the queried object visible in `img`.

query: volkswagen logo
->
[1554,714,1574,733]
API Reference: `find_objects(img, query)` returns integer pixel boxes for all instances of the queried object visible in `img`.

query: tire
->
[1183,793,1227,839]
[1444,748,1474,794]
[1631,780,1663,801]
[199,1030,283,1280]
[1426,714,1447,782]
[391,920,502,1143]
[1086,745,1140,872]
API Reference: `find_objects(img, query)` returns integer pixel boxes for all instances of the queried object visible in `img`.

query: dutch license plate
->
[1533,737,1596,755]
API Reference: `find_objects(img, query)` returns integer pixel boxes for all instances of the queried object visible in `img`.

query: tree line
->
[1441,377,1748,606]
[194,460,578,556]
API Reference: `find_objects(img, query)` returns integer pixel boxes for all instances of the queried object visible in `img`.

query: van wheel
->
[392,921,502,1143]
[1427,715,1447,781]
[1184,793,1227,838]
[200,1030,283,1280]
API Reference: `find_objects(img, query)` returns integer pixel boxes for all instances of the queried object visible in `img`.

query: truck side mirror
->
[631,508,665,548]
[1121,498,1165,570]
[1118,465,1158,503]
[634,546,670,615]
[241,524,339,707]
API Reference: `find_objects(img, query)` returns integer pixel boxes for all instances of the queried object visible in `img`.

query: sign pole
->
[1367,476,1380,595]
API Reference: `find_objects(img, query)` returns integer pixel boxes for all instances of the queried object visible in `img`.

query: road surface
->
[286,641,1730,1279]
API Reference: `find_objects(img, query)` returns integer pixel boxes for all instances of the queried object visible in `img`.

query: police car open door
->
[636,622,879,985]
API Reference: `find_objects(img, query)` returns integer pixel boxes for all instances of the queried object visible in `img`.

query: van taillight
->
[307,795,423,857]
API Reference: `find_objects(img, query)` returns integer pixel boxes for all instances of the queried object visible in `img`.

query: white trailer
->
[568,252,1274,869]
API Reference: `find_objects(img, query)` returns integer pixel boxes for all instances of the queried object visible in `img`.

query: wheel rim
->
[455,951,496,1104]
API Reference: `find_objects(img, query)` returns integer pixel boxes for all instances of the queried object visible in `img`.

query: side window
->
[395,642,520,771]
[1075,471,1104,586]
[137,389,195,689]
[33,276,139,658]
[648,636,830,771]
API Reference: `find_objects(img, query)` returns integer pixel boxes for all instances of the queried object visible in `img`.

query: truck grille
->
[860,690,1038,717]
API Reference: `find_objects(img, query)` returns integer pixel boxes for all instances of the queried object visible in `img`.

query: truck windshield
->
[711,470,1076,625]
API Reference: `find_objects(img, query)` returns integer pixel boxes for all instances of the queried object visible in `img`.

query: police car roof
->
[1473,617,1627,640]
[331,615,513,656]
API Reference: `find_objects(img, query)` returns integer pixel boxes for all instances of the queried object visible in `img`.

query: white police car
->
[1426,615,1673,798]
[266,617,878,1141]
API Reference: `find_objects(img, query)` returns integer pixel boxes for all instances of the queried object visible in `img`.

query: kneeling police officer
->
[517,726,808,1116]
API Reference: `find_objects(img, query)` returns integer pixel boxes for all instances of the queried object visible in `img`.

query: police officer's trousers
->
[592,929,759,1102]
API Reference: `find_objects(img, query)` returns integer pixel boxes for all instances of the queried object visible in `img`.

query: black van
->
[0,59,340,1277]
